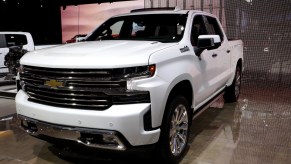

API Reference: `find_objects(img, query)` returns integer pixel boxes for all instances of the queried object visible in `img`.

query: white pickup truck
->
[0,32,57,79]
[0,32,35,78]
[16,8,243,162]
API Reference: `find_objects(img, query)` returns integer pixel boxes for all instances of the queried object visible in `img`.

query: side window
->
[132,22,145,36]
[0,34,6,48]
[98,20,124,40]
[5,34,28,47]
[191,15,207,46]
[204,16,224,42]
[110,20,124,38]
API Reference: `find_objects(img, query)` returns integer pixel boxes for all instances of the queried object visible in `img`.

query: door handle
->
[227,50,230,53]
[212,54,217,57]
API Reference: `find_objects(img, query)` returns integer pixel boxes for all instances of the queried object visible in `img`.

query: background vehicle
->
[0,32,34,79]
[16,8,243,163]
[65,34,87,43]
[0,32,58,80]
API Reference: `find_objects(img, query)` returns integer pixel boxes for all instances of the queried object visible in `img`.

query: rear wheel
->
[224,66,242,102]
[157,96,191,163]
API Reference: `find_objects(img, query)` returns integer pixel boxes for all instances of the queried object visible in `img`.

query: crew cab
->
[16,8,243,162]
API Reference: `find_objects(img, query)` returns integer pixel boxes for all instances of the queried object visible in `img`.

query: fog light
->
[102,134,116,144]
[102,134,126,150]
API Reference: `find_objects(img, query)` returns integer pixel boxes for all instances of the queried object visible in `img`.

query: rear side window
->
[5,34,28,47]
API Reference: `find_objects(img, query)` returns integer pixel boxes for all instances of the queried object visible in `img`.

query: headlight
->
[124,65,155,78]
[121,65,156,90]
[115,65,156,79]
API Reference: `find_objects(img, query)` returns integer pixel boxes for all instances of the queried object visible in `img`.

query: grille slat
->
[24,66,111,75]
[27,91,109,103]
[29,97,109,109]
[26,85,108,98]
[22,72,111,81]
[21,77,43,83]
[20,65,150,110]
[66,81,125,88]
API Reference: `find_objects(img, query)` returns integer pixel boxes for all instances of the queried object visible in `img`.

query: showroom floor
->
[0,78,290,164]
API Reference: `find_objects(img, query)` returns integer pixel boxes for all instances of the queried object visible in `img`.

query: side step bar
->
[192,91,224,120]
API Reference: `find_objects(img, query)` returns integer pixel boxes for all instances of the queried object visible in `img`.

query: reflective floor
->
[0,79,290,164]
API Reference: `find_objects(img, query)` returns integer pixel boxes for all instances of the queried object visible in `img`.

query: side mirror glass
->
[197,35,221,50]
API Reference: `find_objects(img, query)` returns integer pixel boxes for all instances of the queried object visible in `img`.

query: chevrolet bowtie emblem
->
[45,80,64,88]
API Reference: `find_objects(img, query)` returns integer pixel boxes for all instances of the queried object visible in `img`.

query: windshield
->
[86,14,187,43]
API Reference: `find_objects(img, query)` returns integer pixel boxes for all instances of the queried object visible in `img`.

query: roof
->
[113,7,210,18]
[59,0,133,6]
[0,32,31,35]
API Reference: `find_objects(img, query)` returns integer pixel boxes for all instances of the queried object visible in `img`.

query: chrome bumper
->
[18,115,126,151]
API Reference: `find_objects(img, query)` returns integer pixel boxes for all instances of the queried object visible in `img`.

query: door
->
[190,15,219,105]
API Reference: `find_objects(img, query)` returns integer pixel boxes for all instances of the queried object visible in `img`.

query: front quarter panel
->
[134,44,198,128]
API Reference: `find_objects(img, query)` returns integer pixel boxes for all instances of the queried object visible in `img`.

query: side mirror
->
[197,35,221,50]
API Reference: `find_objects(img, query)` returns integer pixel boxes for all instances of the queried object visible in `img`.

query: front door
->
[203,16,231,92]
[190,15,220,106]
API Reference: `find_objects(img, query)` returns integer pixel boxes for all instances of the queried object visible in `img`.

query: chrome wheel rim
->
[169,104,188,156]
[235,69,241,98]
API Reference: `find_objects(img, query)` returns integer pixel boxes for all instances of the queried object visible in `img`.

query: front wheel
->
[157,96,191,163]
[224,66,242,102]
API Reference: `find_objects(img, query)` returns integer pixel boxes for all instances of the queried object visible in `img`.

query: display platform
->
[0,81,16,98]
[0,81,16,120]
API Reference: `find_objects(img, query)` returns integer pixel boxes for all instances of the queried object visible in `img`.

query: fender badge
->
[45,80,64,88]
[180,46,190,53]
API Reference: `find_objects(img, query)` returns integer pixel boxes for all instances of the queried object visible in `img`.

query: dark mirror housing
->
[197,35,221,50]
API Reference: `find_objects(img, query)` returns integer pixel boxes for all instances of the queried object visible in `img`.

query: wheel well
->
[167,80,193,110]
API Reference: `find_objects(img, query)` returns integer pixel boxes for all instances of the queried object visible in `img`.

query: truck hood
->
[20,40,177,68]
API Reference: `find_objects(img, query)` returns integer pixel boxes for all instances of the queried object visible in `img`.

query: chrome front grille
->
[20,65,150,110]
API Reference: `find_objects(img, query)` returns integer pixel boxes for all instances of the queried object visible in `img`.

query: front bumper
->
[16,90,160,148]
[19,115,127,150]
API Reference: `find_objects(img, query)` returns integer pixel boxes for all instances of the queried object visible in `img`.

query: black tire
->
[157,95,191,164]
[224,66,242,102]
